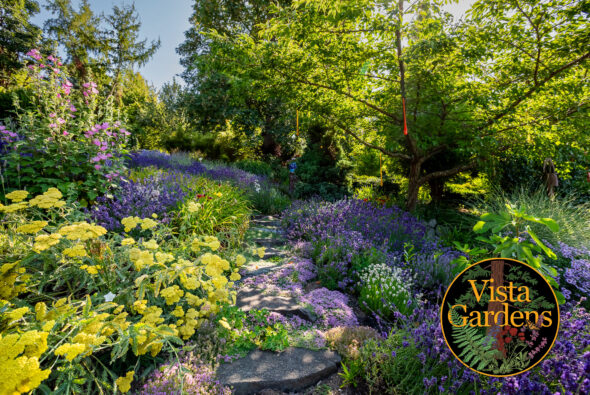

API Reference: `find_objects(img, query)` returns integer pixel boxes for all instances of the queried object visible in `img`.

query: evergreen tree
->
[0,0,43,87]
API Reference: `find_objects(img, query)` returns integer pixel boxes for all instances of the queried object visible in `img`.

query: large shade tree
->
[205,0,589,209]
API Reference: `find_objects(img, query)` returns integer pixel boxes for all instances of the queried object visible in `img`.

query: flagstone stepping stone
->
[216,348,341,395]
[236,286,315,322]
[239,260,284,279]
[262,247,288,259]
[251,238,285,248]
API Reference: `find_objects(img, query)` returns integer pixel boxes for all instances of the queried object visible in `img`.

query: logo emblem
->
[441,258,559,376]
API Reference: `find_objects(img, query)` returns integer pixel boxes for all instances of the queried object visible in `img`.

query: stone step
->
[251,238,285,248]
[249,227,284,235]
[235,286,315,322]
[239,260,284,279]
[216,348,341,395]
[262,247,288,259]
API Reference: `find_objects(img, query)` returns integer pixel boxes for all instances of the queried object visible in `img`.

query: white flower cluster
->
[359,263,422,315]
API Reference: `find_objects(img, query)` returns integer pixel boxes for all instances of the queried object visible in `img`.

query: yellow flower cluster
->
[254,247,266,258]
[121,216,158,232]
[116,371,134,393]
[5,190,29,202]
[28,188,65,209]
[62,243,87,258]
[0,330,51,395]
[79,264,101,275]
[187,201,202,213]
[0,262,28,301]
[58,222,107,241]
[15,221,48,234]
[160,285,184,305]
[129,248,157,271]
[191,235,221,252]
[54,343,86,361]
[142,239,159,250]
[33,234,62,252]
[1,201,28,213]
[121,237,135,246]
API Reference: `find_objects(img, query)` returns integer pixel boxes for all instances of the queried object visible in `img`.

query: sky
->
[31,0,475,92]
[32,0,193,91]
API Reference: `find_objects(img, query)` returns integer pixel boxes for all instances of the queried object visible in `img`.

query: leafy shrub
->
[233,159,273,177]
[0,50,128,203]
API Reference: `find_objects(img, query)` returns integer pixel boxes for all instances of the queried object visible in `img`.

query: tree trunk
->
[487,260,506,357]
[428,178,444,202]
[406,161,421,211]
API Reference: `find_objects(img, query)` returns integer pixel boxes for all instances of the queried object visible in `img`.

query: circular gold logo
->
[440,258,560,377]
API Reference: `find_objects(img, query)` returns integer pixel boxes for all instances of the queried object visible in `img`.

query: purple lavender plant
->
[127,150,207,175]
[138,352,231,395]
[87,173,187,231]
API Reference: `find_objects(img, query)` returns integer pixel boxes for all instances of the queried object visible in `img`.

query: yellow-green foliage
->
[0,188,249,394]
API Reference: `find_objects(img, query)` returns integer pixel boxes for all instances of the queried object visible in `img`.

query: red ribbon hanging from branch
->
[402,97,408,136]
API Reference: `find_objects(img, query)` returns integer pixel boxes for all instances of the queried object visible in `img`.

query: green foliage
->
[216,307,290,355]
[1,52,128,203]
[473,187,590,250]
[450,306,498,372]
[233,159,273,177]
[202,0,589,209]
[0,0,43,87]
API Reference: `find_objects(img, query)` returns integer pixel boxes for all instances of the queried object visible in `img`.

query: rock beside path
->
[216,348,341,395]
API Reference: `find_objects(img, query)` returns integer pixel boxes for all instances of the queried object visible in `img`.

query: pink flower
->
[49,113,56,118]
[100,122,109,130]
[26,49,42,61]
[62,131,69,136]
[48,55,56,62]
[39,64,45,68]
[57,118,65,124]
[70,105,77,112]
[92,139,101,146]
[49,123,58,128]
[94,164,101,170]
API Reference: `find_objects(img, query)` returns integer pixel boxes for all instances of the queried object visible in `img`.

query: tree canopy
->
[201,0,589,208]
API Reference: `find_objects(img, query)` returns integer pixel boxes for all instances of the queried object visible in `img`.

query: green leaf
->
[538,218,559,232]
[526,226,557,259]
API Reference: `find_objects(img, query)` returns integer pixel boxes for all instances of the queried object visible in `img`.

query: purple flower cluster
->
[205,164,269,191]
[283,199,428,252]
[87,173,187,231]
[138,352,231,395]
[300,288,358,328]
[127,150,207,175]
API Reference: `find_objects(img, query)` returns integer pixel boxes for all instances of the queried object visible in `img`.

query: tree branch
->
[419,162,476,184]
[479,50,590,130]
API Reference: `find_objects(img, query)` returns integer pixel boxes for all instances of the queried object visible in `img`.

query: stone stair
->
[217,215,341,394]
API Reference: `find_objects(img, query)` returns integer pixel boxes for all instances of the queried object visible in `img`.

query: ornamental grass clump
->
[358,263,419,318]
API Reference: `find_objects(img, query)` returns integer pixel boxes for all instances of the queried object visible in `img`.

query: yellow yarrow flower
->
[235,254,246,267]
[2,201,28,213]
[121,237,135,246]
[230,272,241,281]
[16,221,48,234]
[58,222,107,241]
[5,190,29,202]
[121,216,141,232]
[214,192,223,197]
[256,247,266,258]
[79,265,100,275]
[116,371,134,393]
[62,243,87,258]
[140,218,158,230]
[54,343,86,361]
[160,285,184,305]
[35,302,47,321]
[33,233,62,252]
[155,252,174,265]
[142,239,159,250]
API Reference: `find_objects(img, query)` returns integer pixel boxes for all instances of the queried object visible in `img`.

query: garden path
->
[216,215,342,395]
